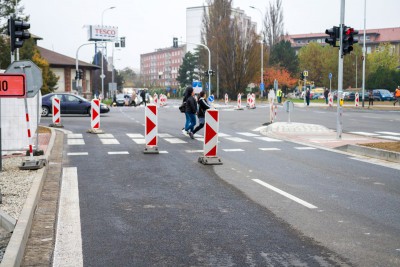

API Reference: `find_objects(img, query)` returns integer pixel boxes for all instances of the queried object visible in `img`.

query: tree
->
[263,0,284,48]
[269,40,298,75]
[31,49,59,95]
[0,0,29,34]
[298,42,326,86]
[263,67,297,90]
[202,0,260,95]
[177,51,199,88]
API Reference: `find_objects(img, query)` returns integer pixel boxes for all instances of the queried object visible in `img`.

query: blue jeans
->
[186,113,196,132]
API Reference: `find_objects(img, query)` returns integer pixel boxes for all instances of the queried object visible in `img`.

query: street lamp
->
[101,6,116,99]
[250,6,264,98]
[361,0,367,107]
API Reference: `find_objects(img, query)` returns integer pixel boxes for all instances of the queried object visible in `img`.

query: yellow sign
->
[303,71,308,77]
[340,98,344,106]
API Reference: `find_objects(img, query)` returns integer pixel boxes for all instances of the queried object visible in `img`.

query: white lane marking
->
[224,137,251,143]
[186,150,203,153]
[159,151,169,154]
[223,149,245,152]
[164,138,187,144]
[67,152,88,156]
[252,179,318,209]
[259,148,281,151]
[158,133,173,138]
[295,147,316,150]
[53,167,83,266]
[237,132,260,137]
[255,137,282,142]
[218,132,231,137]
[98,134,114,139]
[252,126,267,132]
[377,136,400,141]
[195,138,205,142]
[108,151,129,155]
[376,131,400,136]
[67,134,83,139]
[68,139,85,145]
[349,131,379,136]
[132,139,146,144]
[100,139,120,145]
[127,133,144,138]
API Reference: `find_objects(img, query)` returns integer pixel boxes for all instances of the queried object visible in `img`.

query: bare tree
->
[264,0,284,48]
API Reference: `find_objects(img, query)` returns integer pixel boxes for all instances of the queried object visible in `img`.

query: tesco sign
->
[88,25,118,41]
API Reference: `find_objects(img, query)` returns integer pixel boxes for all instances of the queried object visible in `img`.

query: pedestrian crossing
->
[65,130,315,156]
[349,131,400,141]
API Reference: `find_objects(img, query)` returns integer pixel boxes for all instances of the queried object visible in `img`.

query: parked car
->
[347,92,369,101]
[41,93,110,116]
[372,89,394,101]
[115,94,132,106]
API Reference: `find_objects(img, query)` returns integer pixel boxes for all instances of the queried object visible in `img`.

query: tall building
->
[286,27,400,56]
[140,45,186,89]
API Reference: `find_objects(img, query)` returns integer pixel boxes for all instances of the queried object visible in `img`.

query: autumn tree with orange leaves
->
[263,67,297,90]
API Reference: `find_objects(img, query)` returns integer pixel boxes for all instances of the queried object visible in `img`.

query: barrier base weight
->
[48,123,64,128]
[235,108,244,111]
[19,158,47,170]
[25,150,44,156]
[198,156,223,165]
[144,146,159,154]
[87,128,105,134]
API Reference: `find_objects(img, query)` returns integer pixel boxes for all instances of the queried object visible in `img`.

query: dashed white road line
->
[67,134,83,139]
[131,139,146,144]
[67,152,88,156]
[223,148,245,152]
[53,167,83,267]
[252,179,318,209]
[224,137,251,143]
[164,138,187,144]
[108,151,129,155]
[259,148,281,151]
[100,139,120,145]
[255,137,282,142]
[98,134,115,139]
[68,139,85,145]
[295,147,316,150]
[185,150,203,153]
[237,132,260,137]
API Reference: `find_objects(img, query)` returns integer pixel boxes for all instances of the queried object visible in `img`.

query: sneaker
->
[189,132,194,139]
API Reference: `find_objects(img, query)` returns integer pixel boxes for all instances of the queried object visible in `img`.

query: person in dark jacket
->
[190,91,211,139]
[182,87,192,135]
[324,88,329,104]
[184,87,197,136]
[305,88,311,106]
[139,89,147,106]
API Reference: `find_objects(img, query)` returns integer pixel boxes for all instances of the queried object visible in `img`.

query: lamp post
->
[250,6,264,98]
[101,6,115,99]
[361,0,367,107]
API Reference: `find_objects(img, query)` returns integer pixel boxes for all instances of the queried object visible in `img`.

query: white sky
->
[23,0,399,71]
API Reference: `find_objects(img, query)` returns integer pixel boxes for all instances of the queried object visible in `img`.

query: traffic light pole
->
[361,0,367,108]
[337,0,345,139]
[76,43,96,95]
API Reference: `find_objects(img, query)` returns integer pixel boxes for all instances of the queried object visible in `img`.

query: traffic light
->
[208,70,215,76]
[300,72,305,80]
[75,69,83,80]
[342,26,358,55]
[325,26,339,47]
[7,17,31,53]
[120,37,125,48]
[173,37,178,48]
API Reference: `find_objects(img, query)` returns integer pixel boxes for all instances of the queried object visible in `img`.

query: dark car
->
[347,91,369,101]
[41,93,110,116]
[115,94,132,106]
[372,89,394,101]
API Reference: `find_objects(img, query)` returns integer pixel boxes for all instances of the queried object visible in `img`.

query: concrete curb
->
[1,127,56,267]
[337,144,400,163]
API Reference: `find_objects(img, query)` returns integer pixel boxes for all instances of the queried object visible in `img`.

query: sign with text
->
[0,74,26,98]
[88,25,118,41]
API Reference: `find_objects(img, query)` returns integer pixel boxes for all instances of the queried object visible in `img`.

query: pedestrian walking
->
[139,89,147,106]
[324,88,329,104]
[191,91,211,139]
[277,88,283,103]
[131,90,137,106]
[181,87,191,135]
[305,88,311,106]
[394,86,400,106]
[368,90,374,107]
[184,87,197,137]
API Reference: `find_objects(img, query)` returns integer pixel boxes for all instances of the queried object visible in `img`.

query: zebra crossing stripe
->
[108,151,129,155]
[259,148,280,151]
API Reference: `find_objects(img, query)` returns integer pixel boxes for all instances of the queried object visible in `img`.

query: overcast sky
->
[23,0,399,71]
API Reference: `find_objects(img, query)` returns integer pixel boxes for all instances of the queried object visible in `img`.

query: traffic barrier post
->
[144,104,159,154]
[87,99,104,134]
[49,97,63,128]
[235,93,243,110]
[198,109,222,165]
[355,92,359,107]
[224,93,229,105]
[160,94,167,107]
[328,93,333,107]
[153,93,158,106]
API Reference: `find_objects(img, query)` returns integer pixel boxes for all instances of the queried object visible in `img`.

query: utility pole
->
[361,0,367,107]
[337,0,345,139]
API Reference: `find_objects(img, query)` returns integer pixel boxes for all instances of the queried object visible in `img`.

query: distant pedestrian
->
[368,90,374,107]
[394,86,400,106]
[184,87,197,136]
[139,89,147,106]
[181,87,191,135]
[324,88,329,104]
[191,91,211,139]
[131,90,137,106]
[276,88,283,103]
[306,88,311,106]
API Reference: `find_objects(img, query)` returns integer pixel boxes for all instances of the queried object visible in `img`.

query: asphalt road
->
[40,101,400,266]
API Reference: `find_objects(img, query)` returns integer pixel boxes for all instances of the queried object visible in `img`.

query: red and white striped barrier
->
[87,99,104,133]
[355,92,359,107]
[236,93,243,110]
[153,93,158,106]
[224,93,229,105]
[328,93,333,107]
[248,93,256,109]
[159,94,167,107]
[198,109,222,165]
[144,104,159,154]
[52,97,61,124]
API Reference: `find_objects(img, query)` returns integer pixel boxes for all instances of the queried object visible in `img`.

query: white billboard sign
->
[88,25,118,41]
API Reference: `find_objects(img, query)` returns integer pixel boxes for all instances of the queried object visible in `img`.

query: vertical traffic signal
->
[325,26,339,47]
[173,37,178,48]
[120,37,125,48]
[7,17,31,53]
[300,72,305,80]
[342,26,358,55]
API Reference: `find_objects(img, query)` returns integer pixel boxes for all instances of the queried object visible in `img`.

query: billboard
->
[88,25,118,41]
